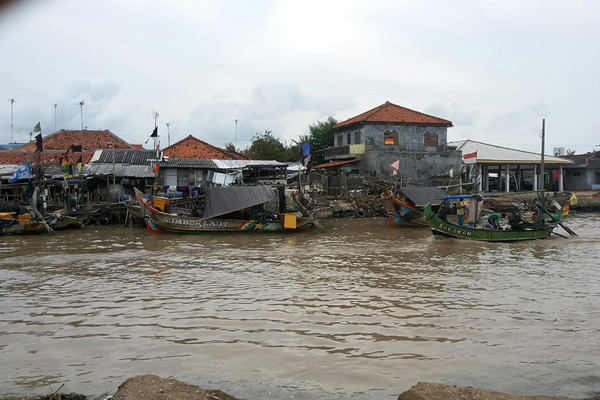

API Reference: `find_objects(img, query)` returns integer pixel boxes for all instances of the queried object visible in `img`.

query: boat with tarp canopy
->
[134,186,315,234]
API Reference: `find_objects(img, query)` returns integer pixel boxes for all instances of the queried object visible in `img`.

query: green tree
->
[247,130,290,161]
[308,116,338,164]
[224,142,236,153]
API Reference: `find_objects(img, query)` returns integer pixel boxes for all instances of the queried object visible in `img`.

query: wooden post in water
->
[539,119,545,191]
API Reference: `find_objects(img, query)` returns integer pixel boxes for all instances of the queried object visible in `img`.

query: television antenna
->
[53,104,57,132]
[74,100,84,130]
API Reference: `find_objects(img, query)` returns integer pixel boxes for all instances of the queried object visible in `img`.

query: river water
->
[1,215,599,399]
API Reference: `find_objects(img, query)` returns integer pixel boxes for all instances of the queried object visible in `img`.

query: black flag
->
[35,133,43,152]
[145,126,158,144]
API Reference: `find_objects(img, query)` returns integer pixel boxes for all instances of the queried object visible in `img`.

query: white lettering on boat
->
[163,217,230,228]
[438,223,472,237]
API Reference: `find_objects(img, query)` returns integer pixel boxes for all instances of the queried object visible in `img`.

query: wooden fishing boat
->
[385,196,428,227]
[134,187,315,234]
[1,213,49,235]
[423,203,552,242]
[46,212,84,230]
[384,187,447,228]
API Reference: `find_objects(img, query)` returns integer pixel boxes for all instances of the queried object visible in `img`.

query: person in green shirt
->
[487,212,504,229]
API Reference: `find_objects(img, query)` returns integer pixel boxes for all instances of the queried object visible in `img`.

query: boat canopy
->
[203,185,277,219]
[398,187,447,207]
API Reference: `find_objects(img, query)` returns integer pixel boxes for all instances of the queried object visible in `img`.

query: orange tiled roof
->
[314,158,358,169]
[19,129,135,151]
[163,135,248,160]
[333,101,453,130]
[0,151,95,167]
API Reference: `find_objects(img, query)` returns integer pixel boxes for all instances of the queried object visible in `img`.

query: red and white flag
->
[462,151,477,164]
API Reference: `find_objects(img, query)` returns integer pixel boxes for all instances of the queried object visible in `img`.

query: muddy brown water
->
[1,215,599,399]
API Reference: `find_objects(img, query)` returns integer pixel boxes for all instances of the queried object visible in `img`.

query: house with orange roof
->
[0,129,138,179]
[318,101,462,186]
[163,135,247,160]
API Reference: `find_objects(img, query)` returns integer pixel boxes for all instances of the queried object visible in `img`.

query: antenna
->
[53,104,57,132]
[8,98,15,143]
[74,100,84,130]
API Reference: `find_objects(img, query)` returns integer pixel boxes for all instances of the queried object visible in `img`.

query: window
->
[354,131,361,144]
[347,132,352,145]
[424,132,438,147]
[383,130,398,145]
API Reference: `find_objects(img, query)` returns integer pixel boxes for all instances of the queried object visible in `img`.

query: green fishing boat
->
[423,203,553,242]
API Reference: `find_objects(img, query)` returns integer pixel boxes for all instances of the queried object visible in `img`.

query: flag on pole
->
[301,143,312,171]
[33,122,41,133]
[301,143,311,157]
[145,126,158,144]
[389,158,400,173]
[8,161,33,183]
[462,151,477,164]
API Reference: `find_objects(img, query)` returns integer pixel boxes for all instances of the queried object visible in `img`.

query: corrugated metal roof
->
[159,158,217,168]
[449,140,573,164]
[212,160,287,169]
[84,163,155,178]
[96,149,159,165]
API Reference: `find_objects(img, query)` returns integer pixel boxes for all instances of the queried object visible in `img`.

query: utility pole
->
[54,104,57,132]
[8,98,15,143]
[539,119,545,191]
[234,119,238,151]
[153,110,159,151]
[166,122,171,147]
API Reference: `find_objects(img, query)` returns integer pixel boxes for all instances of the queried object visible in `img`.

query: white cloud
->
[0,0,599,154]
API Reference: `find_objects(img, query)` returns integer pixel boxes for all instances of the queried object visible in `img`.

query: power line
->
[491,129,541,142]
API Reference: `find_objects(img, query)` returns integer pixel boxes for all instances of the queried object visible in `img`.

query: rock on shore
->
[397,382,597,400]
[112,375,239,400]
[103,376,597,400]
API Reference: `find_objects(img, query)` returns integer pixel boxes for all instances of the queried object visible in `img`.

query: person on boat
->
[507,212,524,230]
[487,212,504,230]
[569,192,578,207]
[437,204,449,221]
[455,198,465,226]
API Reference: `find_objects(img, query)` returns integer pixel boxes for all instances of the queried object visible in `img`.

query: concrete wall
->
[563,168,600,190]
[334,123,448,152]
[362,149,462,181]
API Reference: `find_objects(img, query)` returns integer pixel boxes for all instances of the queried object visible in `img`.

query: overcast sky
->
[1,0,598,154]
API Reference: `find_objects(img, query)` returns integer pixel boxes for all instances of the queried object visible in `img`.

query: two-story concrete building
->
[318,101,462,186]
